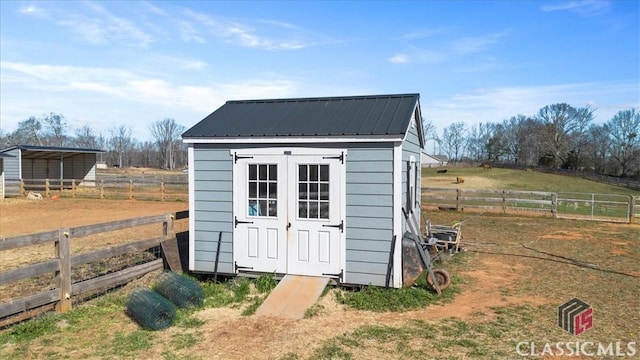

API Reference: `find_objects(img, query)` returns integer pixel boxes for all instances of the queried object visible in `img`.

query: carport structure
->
[0,145,104,195]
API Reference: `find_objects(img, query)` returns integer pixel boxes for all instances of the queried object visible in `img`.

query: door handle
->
[287,222,291,230]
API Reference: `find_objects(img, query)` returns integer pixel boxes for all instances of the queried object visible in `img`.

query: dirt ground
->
[3,198,636,359]
[0,198,549,358]
[175,257,549,359]
[0,198,188,238]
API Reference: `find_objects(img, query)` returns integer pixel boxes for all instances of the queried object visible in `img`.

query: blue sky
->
[1,0,638,142]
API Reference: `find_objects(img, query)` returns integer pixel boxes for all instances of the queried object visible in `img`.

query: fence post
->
[72,179,77,198]
[100,180,105,199]
[456,188,462,211]
[55,229,72,313]
[161,181,165,201]
[45,179,50,198]
[629,195,635,224]
[163,213,175,238]
[20,179,25,196]
[502,190,507,213]
[551,193,558,218]
[129,180,134,200]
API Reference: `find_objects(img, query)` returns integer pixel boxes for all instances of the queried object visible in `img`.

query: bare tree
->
[501,115,531,165]
[466,122,494,161]
[536,103,583,168]
[585,124,609,174]
[440,122,466,162]
[606,108,640,177]
[109,125,133,168]
[12,116,44,145]
[74,125,99,149]
[150,118,185,169]
[42,112,68,147]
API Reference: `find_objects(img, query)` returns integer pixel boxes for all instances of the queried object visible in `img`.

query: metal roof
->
[182,93,420,139]
[0,145,104,160]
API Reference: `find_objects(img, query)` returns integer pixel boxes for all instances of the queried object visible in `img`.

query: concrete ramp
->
[256,275,329,320]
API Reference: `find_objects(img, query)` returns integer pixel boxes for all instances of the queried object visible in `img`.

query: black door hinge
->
[234,153,254,163]
[323,152,344,164]
[322,220,344,232]
[235,216,254,228]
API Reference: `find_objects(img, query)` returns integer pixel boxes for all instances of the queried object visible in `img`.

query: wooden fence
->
[423,188,638,224]
[3,178,188,201]
[0,210,188,327]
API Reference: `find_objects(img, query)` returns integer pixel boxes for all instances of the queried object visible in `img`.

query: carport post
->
[60,153,64,191]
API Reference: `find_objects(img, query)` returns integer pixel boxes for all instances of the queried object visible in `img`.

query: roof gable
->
[183,93,420,139]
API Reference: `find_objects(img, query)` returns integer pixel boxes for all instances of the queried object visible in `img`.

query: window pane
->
[320,183,329,200]
[298,183,307,200]
[309,202,318,218]
[248,200,259,216]
[299,165,307,181]
[259,165,267,180]
[259,182,267,198]
[269,200,277,217]
[269,165,277,180]
[309,165,318,181]
[249,165,257,180]
[298,201,307,218]
[259,200,268,216]
[320,202,329,219]
[309,183,318,200]
[269,182,277,198]
[320,165,329,181]
[249,182,257,198]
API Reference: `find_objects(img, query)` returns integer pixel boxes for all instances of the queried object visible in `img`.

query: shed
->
[0,145,104,196]
[182,93,425,288]
[421,152,444,168]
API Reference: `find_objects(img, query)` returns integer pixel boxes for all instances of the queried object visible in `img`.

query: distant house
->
[0,145,104,196]
[421,152,448,167]
[183,93,425,288]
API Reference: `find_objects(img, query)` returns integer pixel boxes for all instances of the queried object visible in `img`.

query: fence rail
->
[3,178,188,202]
[423,188,637,223]
[0,211,188,327]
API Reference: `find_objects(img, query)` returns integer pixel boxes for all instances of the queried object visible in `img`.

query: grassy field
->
[422,167,640,196]
[1,169,639,359]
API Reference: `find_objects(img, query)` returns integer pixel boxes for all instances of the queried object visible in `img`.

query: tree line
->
[0,114,188,170]
[2,104,638,179]
[425,104,640,179]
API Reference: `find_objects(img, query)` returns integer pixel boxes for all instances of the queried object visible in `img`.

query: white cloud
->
[451,30,510,55]
[388,54,410,64]
[541,1,610,16]
[0,61,301,137]
[423,81,640,135]
[19,1,155,47]
[183,10,311,50]
[389,30,510,65]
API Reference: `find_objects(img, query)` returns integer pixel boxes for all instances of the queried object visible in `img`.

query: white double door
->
[233,149,343,277]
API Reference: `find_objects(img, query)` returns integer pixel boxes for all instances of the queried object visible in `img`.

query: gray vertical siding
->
[344,146,394,286]
[192,145,234,273]
[3,149,20,180]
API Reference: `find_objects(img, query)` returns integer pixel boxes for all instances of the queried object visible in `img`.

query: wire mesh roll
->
[126,288,176,330]
[153,271,205,308]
